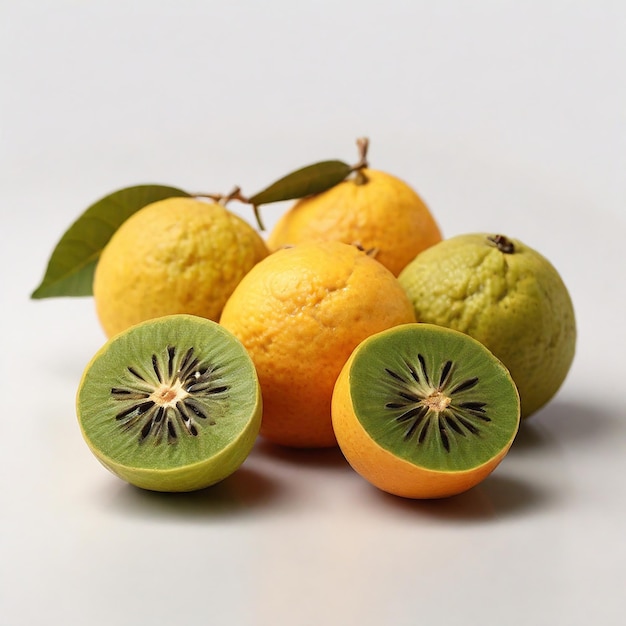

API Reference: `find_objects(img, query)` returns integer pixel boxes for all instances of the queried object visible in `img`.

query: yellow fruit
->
[398,234,576,417]
[94,197,268,338]
[219,241,417,448]
[266,168,442,276]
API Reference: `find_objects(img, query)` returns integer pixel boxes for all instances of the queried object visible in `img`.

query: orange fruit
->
[93,197,269,338]
[219,241,416,448]
[266,168,442,276]
[331,324,520,498]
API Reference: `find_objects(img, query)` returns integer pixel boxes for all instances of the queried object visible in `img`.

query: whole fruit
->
[398,233,576,417]
[267,168,442,276]
[220,240,417,448]
[93,197,268,337]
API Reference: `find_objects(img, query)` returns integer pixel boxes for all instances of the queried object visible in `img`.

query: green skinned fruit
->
[398,234,576,418]
[76,314,262,491]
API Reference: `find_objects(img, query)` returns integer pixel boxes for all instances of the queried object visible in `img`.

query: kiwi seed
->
[111,345,229,444]
[383,356,492,452]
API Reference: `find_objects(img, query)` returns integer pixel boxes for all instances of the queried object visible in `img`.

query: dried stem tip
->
[488,234,515,254]
[351,137,370,185]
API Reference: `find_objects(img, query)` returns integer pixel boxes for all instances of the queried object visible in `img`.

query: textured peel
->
[398,234,576,417]
[93,197,269,337]
[267,168,442,276]
[220,241,416,448]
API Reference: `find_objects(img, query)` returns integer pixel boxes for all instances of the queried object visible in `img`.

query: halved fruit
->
[76,314,262,491]
[331,323,520,498]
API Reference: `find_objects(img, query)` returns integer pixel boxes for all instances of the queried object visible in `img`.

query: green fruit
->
[76,314,262,491]
[398,234,576,417]
[332,323,521,498]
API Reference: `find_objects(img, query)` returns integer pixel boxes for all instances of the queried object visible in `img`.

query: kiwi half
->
[331,323,520,498]
[76,314,262,492]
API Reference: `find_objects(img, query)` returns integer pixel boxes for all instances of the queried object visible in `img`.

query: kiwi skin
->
[79,417,261,493]
[331,323,520,499]
[82,427,260,492]
[76,315,262,492]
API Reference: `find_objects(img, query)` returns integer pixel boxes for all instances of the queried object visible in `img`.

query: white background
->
[1,2,625,625]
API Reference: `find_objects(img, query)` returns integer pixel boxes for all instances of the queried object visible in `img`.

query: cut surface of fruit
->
[332,323,520,498]
[76,315,262,491]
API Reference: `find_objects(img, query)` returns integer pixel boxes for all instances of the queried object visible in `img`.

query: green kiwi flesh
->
[76,314,262,491]
[349,323,520,472]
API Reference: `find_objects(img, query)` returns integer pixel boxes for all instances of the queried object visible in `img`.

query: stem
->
[488,234,515,254]
[352,241,379,259]
[193,186,250,205]
[222,186,250,206]
[224,186,266,231]
[193,192,223,202]
[193,187,265,231]
[350,137,370,185]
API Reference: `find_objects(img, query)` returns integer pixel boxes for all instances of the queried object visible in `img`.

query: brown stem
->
[193,191,223,202]
[193,187,265,231]
[350,137,370,185]
[488,234,515,254]
[222,186,250,205]
[193,186,250,205]
[352,241,379,258]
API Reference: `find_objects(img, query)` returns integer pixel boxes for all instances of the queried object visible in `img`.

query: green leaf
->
[31,184,191,299]
[249,160,352,207]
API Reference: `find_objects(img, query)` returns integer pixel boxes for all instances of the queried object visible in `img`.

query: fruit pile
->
[33,138,576,499]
